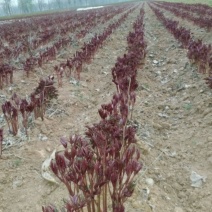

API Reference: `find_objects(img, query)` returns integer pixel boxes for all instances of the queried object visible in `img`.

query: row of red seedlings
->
[0,4,136,157]
[53,6,136,84]
[157,1,212,17]
[154,2,212,31]
[0,11,77,61]
[0,5,131,89]
[23,5,132,78]
[149,4,212,89]
[42,5,146,212]
[1,7,122,60]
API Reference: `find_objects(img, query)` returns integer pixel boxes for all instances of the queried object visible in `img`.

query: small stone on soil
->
[174,207,184,212]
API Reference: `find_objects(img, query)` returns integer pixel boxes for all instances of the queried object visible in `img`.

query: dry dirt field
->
[0,3,212,212]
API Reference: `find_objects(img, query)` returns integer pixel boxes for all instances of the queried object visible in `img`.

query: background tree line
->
[0,0,131,16]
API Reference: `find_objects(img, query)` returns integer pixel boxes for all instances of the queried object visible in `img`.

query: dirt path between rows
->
[132,4,212,212]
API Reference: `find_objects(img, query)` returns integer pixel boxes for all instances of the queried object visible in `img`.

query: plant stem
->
[97,193,101,212]
[105,184,107,212]
[4,115,11,132]
[124,78,131,146]
[103,184,107,212]
[87,202,91,212]
[130,102,134,120]
[91,198,95,212]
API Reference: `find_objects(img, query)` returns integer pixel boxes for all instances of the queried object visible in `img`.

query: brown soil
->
[0,3,212,212]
